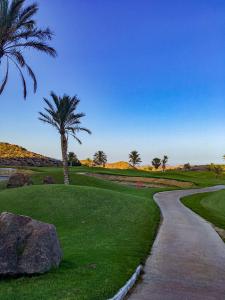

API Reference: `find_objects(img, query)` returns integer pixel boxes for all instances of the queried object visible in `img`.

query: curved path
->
[129,185,225,300]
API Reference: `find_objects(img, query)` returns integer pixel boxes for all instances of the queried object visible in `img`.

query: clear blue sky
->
[1,0,225,165]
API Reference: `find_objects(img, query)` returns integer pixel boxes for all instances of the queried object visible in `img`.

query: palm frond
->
[6,41,57,57]
[25,63,37,92]
[8,55,27,98]
[71,134,82,145]
[77,127,92,135]
[0,0,56,97]
[39,93,91,145]
[0,57,9,94]
[38,112,59,129]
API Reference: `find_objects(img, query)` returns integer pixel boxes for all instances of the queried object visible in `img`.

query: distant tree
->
[0,0,56,99]
[183,163,191,171]
[209,164,223,178]
[208,163,215,172]
[93,151,107,167]
[68,152,81,167]
[68,152,75,166]
[152,158,161,170]
[214,165,223,178]
[161,155,168,172]
[129,150,142,167]
[39,92,91,184]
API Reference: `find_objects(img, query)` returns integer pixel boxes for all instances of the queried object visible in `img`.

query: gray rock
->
[43,176,55,185]
[0,212,63,276]
[7,173,33,188]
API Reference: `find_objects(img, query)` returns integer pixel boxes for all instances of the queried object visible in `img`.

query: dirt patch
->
[84,173,194,188]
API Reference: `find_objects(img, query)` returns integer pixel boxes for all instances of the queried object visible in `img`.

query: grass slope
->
[0,177,160,299]
[182,189,225,230]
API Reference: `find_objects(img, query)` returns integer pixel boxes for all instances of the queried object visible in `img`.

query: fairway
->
[0,184,159,300]
[30,166,225,187]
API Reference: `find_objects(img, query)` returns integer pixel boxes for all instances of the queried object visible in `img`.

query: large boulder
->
[43,176,55,185]
[0,212,62,276]
[7,173,33,188]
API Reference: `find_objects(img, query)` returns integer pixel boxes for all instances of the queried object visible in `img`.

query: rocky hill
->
[105,161,134,169]
[0,143,61,167]
[81,159,134,169]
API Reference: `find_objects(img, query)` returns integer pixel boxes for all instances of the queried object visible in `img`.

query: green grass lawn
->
[29,166,225,187]
[182,189,225,230]
[0,170,161,300]
[1,166,224,299]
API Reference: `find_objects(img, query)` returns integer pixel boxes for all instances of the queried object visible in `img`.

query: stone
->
[43,176,55,185]
[7,173,33,188]
[0,212,63,276]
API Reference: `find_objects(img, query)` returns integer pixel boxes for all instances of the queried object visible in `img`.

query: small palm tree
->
[152,157,161,170]
[93,151,107,167]
[162,155,168,172]
[129,150,142,167]
[0,0,56,98]
[39,92,91,185]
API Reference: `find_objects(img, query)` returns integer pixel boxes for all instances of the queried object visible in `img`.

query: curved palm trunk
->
[60,133,69,185]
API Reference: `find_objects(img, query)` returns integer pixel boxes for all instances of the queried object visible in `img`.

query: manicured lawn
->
[1,166,224,299]
[0,178,160,299]
[182,189,225,230]
[30,166,225,187]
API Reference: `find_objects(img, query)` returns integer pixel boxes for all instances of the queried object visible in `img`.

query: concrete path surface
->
[129,185,225,300]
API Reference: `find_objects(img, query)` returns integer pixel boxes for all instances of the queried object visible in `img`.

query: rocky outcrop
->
[0,157,62,167]
[7,173,33,188]
[0,212,62,276]
[0,142,62,167]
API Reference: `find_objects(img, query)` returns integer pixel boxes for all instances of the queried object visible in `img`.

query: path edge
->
[108,265,143,300]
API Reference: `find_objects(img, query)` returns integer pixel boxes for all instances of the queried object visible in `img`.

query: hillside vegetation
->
[0,142,61,167]
[0,142,44,158]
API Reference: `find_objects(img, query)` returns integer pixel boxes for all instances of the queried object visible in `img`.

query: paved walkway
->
[129,186,225,300]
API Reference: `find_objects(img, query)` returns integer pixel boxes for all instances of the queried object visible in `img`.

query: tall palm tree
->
[129,150,142,167]
[93,151,107,167]
[0,0,56,98]
[39,92,91,185]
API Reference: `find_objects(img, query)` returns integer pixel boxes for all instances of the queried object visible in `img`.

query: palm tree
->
[152,157,161,170]
[162,155,168,172]
[93,151,107,167]
[183,163,191,171]
[0,0,56,98]
[68,152,76,166]
[68,152,81,167]
[129,150,142,167]
[39,92,91,185]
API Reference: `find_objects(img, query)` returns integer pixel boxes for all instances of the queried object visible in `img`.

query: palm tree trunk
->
[60,133,69,185]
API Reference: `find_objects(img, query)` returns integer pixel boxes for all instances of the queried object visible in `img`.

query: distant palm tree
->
[68,152,76,166]
[162,155,168,172]
[39,92,91,185]
[129,150,142,167]
[93,151,107,167]
[0,0,56,98]
[152,157,161,170]
[183,163,191,171]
